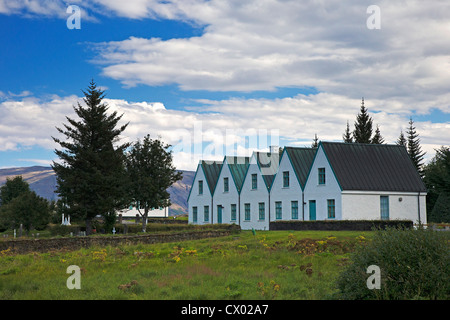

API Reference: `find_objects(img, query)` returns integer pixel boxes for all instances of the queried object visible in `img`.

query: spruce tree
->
[353,98,373,144]
[52,81,130,234]
[343,121,353,143]
[371,124,385,144]
[406,117,426,176]
[311,133,319,148]
[397,130,407,147]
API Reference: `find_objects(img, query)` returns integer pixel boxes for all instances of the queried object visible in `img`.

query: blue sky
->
[0,1,449,170]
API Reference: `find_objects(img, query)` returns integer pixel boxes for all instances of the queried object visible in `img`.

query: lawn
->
[0,230,372,300]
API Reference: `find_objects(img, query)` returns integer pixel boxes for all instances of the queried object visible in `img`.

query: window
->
[275,201,282,220]
[380,196,389,220]
[291,201,298,219]
[198,180,203,194]
[224,177,229,192]
[327,199,335,219]
[204,205,209,222]
[259,202,265,220]
[283,171,289,188]
[244,203,251,221]
[318,168,326,185]
[252,174,257,189]
[231,204,237,221]
[193,206,198,222]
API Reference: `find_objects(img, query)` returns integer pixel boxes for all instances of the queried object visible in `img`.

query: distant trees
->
[423,146,450,223]
[0,176,51,234]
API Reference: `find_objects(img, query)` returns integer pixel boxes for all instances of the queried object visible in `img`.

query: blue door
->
[309,200,316,221]
[380,196,389,220]
[217,205,223,224]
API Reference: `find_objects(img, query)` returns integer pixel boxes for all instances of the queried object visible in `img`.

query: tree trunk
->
[85,218,92,236]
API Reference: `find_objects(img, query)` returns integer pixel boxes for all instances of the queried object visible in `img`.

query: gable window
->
[327,199,335,219]
[204,205,209,222]
[275,201,282,220]
[259,202,265,220]
[244,203,251,221]
[318,168,326,185]
[252,174,257,189]
[283,171,289,188]
[193,206,198,222]
[198,180,203,194]
[224,177,229,192]
[231,204,237,221]
[291,201,298,219]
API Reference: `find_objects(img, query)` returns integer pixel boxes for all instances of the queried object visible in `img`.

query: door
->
[380,196,389,220]
[309,200,316,221]
[217,205,223,224]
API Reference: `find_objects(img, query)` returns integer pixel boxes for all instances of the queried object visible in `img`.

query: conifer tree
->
[397,130,407,147]
[343,121,353,143]
[371,124,385,144]
[353,98,373,144]
[406,117,426,175]
[52,81,130,234]
[311,133,319,148]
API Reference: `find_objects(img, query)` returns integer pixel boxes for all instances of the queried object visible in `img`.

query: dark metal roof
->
[284,147,316,189]
[226,156,250,193]
[201,160,223,194]
[321,142,427,192]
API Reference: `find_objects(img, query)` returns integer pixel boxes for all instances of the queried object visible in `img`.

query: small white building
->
[213,156,250,225]
[303,142,427,224]
[118,205,169,219]
[239,151,279,230]
[270,147,316,222]
[187,160,222,225]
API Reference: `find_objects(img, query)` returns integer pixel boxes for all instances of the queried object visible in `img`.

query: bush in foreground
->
[334,227,449,300]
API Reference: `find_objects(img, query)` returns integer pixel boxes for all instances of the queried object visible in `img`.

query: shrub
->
[334,227,450,300]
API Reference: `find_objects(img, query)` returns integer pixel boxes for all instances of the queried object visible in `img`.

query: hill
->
[0,166,194,216]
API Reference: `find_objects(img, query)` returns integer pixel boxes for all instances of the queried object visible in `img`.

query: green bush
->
[334,227,450,300]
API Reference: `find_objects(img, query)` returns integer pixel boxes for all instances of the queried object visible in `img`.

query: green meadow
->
[0,230,372,300]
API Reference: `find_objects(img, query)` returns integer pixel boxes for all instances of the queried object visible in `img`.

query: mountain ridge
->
[0,166,193,216]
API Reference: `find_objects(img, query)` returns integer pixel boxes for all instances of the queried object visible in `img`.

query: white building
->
[188,142,427,228]
[118,205,169,219]
[213,156,250,225]
[187,160,222,225]
[239,151,279,230]
[303,142,427,224]
[270,147,316,222]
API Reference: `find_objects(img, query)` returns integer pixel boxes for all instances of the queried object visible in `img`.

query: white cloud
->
[0,93,447,170]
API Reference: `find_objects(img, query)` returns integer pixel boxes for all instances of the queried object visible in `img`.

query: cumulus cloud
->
[1,93,447,170]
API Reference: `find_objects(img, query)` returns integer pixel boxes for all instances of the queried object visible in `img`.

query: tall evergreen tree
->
[353,98,373,144]
[126,135,182,232]
[397,130,407,147]
[371,124,385,144]
[52,81,130,234]
[343,121,353,143]
[311,133,319,148]
[406,117,426,176]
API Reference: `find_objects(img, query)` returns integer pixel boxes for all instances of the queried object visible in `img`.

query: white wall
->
[270,151,304,221]
[239,157,270,230]
[188,164,213,225]
[342,191,427,224]
[213,159,240,225]
[303,146,342,220]
[118,206,168,218]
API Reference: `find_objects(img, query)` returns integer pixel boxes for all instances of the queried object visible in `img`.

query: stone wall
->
[0,229,234,254]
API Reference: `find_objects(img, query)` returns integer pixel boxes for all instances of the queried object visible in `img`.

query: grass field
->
[0,230,372,300]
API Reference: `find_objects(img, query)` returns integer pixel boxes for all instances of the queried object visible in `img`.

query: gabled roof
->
[320,142,427,192]
[284,147,316,189]
[225,156,250,193]
[253,151,280,190]
[201,160,223,195]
